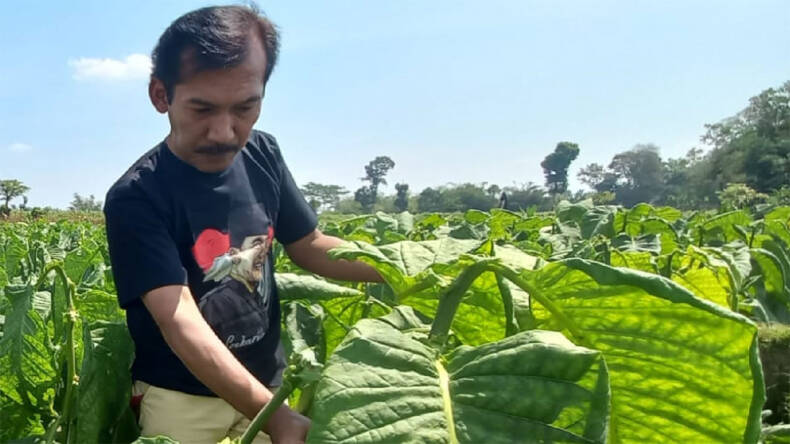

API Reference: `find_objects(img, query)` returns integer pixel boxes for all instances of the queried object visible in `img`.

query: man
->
[104,5,380,444]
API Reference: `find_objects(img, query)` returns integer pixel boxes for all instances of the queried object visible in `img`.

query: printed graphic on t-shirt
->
[191,226,274,350]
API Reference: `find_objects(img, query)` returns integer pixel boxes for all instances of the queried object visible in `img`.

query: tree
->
[662,148,706,208]
[576,145,665,207]
[540,142,580,194]
[354,185,376,212]
[608,144,665,206]
[0,179,30,211]
[441,183,496,211]
[503,183,550,211]
[417,187,444,212]
[485,184,501,199]
[700,81,790,193]
[578,163,617,193]
[359,156,395,207]
[394,183,409,212]
[716,183,768,211]
[69,193,103,211]
[300,182,348,212]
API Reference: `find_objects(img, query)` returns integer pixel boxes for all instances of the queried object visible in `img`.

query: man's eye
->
[194,108,211,114]
[236,106,253,113]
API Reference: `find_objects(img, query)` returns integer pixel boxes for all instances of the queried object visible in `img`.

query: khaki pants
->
[134,381,273,444]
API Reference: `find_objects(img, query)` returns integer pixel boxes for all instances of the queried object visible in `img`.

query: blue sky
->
[1,1,788,208]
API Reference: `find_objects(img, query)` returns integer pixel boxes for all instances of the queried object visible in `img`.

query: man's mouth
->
[194,145,239,156]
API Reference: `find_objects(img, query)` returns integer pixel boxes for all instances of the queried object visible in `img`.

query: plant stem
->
[44,265,78,444]
[395,273,441,300]
[240,381,295,444]
[34,261,61,290]
[487,263,587,346]
[428,260,492,345]
[495,274,518,336]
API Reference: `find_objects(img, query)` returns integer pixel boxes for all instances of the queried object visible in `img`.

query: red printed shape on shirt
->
[192,228,230,271]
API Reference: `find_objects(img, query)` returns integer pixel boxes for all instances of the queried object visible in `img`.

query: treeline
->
[579,80,790,208]
[304,80,790,214]
[0,181,102,219]
[3,81,788,219]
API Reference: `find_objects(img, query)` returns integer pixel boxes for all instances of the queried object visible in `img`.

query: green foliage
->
[0,221,135,443]
[354,156,396,212]
[541,141,580,195]
[701,81,790,195]
[717,183,769,211]
[5,204,790,442]
[417,187,445,212]
[503,182,551,211]
[68,193,103,212]
[361,156,395,189]
[769,187,790,207]
[309,309,610,443]
[580,144,666,207]
[300,183,348,213]
[394,183,409,212]
[0,179,30,215]
[353,185,376,212]
[321,236,766,442]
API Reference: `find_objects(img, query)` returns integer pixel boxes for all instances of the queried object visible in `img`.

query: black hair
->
[151,3,280,102]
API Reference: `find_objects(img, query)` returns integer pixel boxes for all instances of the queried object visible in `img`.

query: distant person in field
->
[499,191,508,209]
[103,5,381,443]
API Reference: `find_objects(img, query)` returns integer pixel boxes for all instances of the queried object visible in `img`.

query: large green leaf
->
[670,247,734,308]
[692,210,753,244]
[765,207,790,223]
[1,233,27,284]
[328,238,483,290]
[610,251,657,273]
[74,321,136,444]
[330,241,538,346]
[308,308,610,443]
[751,248,789,304]
[75,289,125,324]
[64,241,106,290]
[282,302,327,413]
[765,220,790,249]
[0,284,55,407]
[277,273,389,354]
[612,234,661,254]
[0,392,46,442]
[277,273,365,302]
[705,243,753,290]
[638,218,679,255]
[556,199,594,225]
[516,259,763,443]
[580,207,616,240]
[651,206,683,223]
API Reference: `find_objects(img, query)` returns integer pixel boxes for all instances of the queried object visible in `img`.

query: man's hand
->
[284,229,383,282]
[267,407,311,444]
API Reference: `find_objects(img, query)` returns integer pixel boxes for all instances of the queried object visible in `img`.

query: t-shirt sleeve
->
[105,196,188,308]
[270,143,318,245]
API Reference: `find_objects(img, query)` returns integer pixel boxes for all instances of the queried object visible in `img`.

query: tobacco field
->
[2,201,790,443]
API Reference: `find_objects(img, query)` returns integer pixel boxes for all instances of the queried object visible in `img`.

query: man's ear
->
[149,77,169,113]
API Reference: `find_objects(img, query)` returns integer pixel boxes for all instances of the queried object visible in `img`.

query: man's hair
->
[151,3,280,102]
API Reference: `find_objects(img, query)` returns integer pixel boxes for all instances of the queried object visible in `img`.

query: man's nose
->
[206,113,236,145]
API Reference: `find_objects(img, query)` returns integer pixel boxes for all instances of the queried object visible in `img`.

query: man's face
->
[149,33,267,173]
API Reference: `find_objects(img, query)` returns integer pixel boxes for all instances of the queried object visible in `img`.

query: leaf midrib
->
[435,359,458,444]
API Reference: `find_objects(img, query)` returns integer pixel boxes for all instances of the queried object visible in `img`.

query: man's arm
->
[142,284,309,440]
[284,229,383,282]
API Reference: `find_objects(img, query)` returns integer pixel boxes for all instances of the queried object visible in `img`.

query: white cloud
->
[68,54,151,81]
[8,143,33,152]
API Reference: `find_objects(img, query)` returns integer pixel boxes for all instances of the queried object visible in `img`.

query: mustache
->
[194,144,240,155]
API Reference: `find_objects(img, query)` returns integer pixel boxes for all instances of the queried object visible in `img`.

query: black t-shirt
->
[104,129,317,395]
